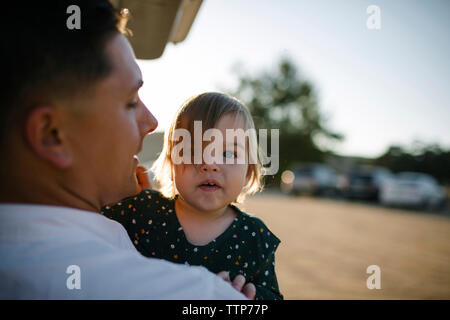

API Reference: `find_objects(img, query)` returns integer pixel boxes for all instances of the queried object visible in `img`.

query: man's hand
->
[217,271,256,300]
[135,164,151,194]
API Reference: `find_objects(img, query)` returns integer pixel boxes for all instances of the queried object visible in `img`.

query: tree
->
[376,142,450,185]
[227,57,343,186]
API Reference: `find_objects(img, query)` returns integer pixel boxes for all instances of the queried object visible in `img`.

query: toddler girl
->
[102,92,282,300]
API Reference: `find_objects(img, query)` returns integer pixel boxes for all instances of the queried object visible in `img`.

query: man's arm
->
[69,240,249,299]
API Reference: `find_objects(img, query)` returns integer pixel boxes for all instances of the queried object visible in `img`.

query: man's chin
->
[130,178,141,196]
[116,180,140,202]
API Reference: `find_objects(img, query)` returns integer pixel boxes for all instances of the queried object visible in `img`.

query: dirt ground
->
[237,192,450,299]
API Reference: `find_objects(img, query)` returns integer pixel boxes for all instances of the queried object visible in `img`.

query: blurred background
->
[117,0,450,299]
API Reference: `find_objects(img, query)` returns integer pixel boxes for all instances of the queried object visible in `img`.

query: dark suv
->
[341,168,392,201]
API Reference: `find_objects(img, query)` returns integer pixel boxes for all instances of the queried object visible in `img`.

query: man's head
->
[0,1,158,210]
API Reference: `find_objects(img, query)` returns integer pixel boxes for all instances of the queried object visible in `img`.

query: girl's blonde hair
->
[151,92,264,203]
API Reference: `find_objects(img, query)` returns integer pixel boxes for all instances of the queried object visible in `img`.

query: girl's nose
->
[199,160,220,173]
[200,165,218,172]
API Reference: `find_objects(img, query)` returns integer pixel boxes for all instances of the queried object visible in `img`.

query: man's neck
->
[0,171,99,213]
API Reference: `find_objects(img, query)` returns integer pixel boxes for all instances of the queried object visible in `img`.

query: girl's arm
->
[253,251,283,300]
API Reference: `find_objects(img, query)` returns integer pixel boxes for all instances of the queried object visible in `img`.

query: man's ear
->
[25,106,72,169]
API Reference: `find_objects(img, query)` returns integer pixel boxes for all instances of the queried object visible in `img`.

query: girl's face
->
[173,113,250,213]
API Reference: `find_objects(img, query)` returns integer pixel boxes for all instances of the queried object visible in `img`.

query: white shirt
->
[0,204,246,300]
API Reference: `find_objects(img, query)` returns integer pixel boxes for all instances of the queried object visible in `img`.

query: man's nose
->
[139,104,158,136]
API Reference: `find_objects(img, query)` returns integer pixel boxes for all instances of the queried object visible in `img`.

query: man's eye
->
[127,99,139,108]
[223,151,236,159]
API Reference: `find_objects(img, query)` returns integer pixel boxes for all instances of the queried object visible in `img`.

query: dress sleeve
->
[253,238,283,300]
[242,216,283,300]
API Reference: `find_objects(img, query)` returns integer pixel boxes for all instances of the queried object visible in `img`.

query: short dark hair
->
[0,0,127,149]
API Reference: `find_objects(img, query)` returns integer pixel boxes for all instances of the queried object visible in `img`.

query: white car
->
[380,172,446,210]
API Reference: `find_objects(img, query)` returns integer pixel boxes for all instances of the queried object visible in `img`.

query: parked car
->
[281,164,338,196]
[341,167,393,201]
[380,172,446,210]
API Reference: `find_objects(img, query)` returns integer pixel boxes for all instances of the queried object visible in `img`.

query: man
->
[0,0,254,299]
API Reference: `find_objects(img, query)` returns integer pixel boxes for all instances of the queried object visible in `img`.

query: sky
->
[136,0,450,158]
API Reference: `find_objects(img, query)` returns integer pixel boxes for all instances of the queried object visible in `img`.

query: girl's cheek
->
[175,164,196,185]
[174,163,189,175]
[231,164,249,185]
[173,166,184,187]
[240,164,250,176]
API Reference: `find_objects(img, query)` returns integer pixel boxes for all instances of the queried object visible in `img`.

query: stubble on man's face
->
[64,34,152,209]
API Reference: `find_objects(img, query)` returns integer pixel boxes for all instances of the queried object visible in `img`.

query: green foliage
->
[227,57,343,186]
[375,143,450,185]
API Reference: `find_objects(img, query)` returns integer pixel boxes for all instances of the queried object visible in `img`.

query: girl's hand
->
[135,164,151,194]
[216,271,256,300]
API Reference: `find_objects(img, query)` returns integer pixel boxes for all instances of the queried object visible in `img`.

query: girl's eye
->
[223,151,236,159]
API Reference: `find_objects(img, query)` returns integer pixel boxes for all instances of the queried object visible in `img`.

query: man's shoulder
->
[0,204,246,299]
[0,241,245,299]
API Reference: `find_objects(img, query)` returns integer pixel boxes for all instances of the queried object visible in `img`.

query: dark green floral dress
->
[101,189,283,300]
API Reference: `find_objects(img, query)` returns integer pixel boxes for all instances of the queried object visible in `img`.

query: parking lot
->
[238,192,450,299]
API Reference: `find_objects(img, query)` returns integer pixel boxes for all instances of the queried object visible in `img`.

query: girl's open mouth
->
[199,183,220,192]
[198,180,221,192]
